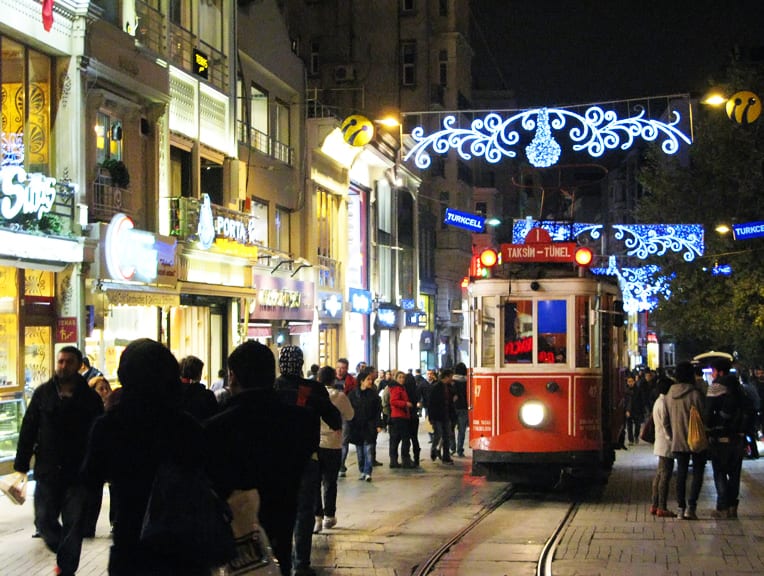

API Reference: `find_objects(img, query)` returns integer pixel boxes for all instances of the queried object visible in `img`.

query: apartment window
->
[401,0,416,12]
[95,111,123,165]
[249,197,268,246]
[309,40,320,77]
[275,206,290,253]
[275,100,290,147]
[200,156,223,206]
[169,0,193,29]
[250,84,269,154]
[401,42,416,86]
[475,202,487,216]
[316,188,338,260]
[199,0,224,52]
[439,0,448,16]
[439,49,448,87]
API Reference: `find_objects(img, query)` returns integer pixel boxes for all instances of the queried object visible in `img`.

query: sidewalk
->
[554,441,764,576]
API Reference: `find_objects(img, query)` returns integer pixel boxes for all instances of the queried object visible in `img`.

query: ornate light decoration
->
[404,104,692,169]
[592,258,673,313]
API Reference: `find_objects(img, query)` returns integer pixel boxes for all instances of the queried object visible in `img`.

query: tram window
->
[538,300,566,364]
[504,300,533,363]
[575,295,591,368]
[479,296,496,367]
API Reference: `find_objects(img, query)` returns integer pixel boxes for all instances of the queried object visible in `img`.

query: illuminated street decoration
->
[591,257,673,313]
[512,219,703,262]
[405,104,692,168]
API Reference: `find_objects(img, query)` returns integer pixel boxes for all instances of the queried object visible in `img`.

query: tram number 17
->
[474,384,481,397]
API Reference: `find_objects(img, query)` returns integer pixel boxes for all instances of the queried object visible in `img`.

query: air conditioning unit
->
[334,64,356,82]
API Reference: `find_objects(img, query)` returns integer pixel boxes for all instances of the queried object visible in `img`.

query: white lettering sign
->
[0,166,56,220]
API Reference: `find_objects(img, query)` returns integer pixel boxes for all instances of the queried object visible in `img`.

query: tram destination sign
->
[501,241,577,262]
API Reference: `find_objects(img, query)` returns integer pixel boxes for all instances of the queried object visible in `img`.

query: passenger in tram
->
[205,340,315,576]
[313,366,354,534]
[452,363,469,457]
[347,369,383,481]
[429,369,456,464]
[179,355,218,422]
[650,376,677,518]
[663,360,707,520]
[705,358,746,519]
[387,371,414,468]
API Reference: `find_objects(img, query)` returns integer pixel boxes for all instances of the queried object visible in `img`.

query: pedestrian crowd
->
[621,358,763,521]
[5,341,469,576]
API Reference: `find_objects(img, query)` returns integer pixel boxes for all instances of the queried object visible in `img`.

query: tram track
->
[412,485,578,576]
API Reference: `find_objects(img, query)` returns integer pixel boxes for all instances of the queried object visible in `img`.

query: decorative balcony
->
[91,168,131,222]
[236,122,294,166]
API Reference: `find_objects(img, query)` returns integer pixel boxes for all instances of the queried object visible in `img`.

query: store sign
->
[405,310,427,327]
[349,287,372,314]
[0,166,57,220]
[56,317,77,343]
[377,307,398,329]
[197,194,261,253]
[104,213,177,284]
[732,220,764,241]
[443,208,485,233]
[249,275,314,321]
[193,48,209,79]
[318,291,343,321]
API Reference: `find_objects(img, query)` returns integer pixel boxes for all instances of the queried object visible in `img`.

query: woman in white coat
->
[650,376,677,517]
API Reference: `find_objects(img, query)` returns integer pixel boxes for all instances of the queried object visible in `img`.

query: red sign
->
[56,317,77,343]
[501,227,576,263]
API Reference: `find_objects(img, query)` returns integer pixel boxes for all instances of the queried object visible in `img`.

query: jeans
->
[354,442,374,476]
[674,451,707,509]
[315,447,341,517]
[651,456,674,510]
[408,417,421,463]
[626,416,642,443]
[709,438,745,510]
[293,457,320,571]
[388,418,411,464]
[431,419,452,461]
[455,409,469,455]
[35,478,91,575]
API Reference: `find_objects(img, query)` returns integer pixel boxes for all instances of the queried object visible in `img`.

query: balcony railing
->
[91,179,131,222]
[236,122,294,166]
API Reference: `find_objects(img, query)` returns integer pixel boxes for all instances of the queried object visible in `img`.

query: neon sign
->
[405,104,692,169]
[104,213,159,282]
[0,166,56,220]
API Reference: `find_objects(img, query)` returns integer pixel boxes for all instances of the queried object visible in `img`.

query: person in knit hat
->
[275,346,341,576]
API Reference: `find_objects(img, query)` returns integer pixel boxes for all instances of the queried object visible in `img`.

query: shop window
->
[504,300,533,364]
[0,267,19,389]
[538,300,567,364]
[0,39,52,173]
[95,111,124,165]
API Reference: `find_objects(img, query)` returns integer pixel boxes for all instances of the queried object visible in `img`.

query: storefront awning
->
[179,281,256,299]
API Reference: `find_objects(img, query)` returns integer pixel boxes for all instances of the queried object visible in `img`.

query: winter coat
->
[15,374,103,482]
[388,382,411,420]
[652,394,672,458]
[181,381,218,422]
[320,387,354,450]
[348,387,382,444]
[662,381,705,453]
[452,375,468,410]
[704,383,745,441]
[624,383,645,420]
[428,380,457,424]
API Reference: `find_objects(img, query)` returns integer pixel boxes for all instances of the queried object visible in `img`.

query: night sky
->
[471,1,764,108]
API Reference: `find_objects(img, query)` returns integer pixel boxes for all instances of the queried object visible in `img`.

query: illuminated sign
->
[197,194,261,252]
[501,227,576,263]
[377,307,398,329]
[104,213,177,284]
[732,221,764,240]
[711,264,732,276]
[443,208,485,232]
[349,288,372,314]
[193,48,209,79]
[318,291,344,320]
[405,101,692,169]
[249,276,314,322]
[0,166,56,220]
[405,310,427,327]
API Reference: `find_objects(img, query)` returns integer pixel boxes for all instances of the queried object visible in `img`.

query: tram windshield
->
[503,299,567,365]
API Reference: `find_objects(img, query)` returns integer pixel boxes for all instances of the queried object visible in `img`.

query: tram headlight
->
[519,401,546,427]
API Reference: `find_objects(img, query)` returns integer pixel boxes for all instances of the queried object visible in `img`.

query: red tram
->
[467,249,627,485]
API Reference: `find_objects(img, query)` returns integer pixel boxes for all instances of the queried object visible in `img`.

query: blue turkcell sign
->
[443,208,485,232]
[732,221,764,241]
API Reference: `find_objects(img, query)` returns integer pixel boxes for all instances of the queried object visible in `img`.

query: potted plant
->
[101,158,130,188]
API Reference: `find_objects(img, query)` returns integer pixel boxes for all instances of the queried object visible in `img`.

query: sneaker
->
[649,505,658,515]
[683,508,698,520]
[364,474,372,482]
[323,516,337,530]
[313,516,322,534]
[373,460,383,467]
[359,474,366,481]
[656,509,677,518]
[338,469,346,478]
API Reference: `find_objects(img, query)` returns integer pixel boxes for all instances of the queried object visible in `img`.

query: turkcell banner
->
[443,208,485,232]
[732,221,764,241]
